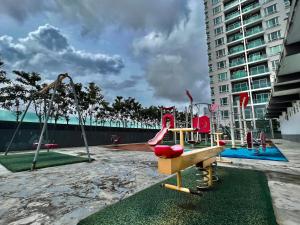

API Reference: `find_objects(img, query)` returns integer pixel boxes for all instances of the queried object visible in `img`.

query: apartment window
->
[210,76,214,84]
[213,6,222,15]
[220,97,228,106]
[219,84,229,93]
[269,45,282,55]
[209,64,213,72]
[268,30,281,42]
[271,60,280,70]
[217,61,226,69]
[215,37,224,47]
[211,98,215,104]
[221,110,229,119]
[213,16,222,25]
[214,26,223,36]
[264,4,277,16]
[211,87,215,95]
[208,53,212,61]
[266,17,279,28]
[216,49,226,58]
[207,42,211,50]
[212,0,220,5]
[284,0,290,8]
[218,72,228,81]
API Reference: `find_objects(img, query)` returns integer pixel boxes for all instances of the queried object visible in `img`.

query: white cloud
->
[0,24,124,77]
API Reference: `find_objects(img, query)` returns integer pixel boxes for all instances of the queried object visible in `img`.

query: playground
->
[0,75,299,225]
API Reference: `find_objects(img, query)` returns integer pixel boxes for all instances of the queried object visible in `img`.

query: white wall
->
[279,103,300,135]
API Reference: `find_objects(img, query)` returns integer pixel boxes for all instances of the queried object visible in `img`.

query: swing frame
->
[4,73,92,170]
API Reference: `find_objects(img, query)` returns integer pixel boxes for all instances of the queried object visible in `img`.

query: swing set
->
[4,73,92,170]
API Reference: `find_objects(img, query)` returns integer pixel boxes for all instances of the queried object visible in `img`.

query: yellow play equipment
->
[157,129,224,195]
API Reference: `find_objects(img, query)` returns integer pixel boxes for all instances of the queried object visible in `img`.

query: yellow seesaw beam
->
[158,146,223,175]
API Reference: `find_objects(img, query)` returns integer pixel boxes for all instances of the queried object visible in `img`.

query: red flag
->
[186,90,193,102]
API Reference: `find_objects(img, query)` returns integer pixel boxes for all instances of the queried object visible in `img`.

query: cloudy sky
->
[0,0,209,108]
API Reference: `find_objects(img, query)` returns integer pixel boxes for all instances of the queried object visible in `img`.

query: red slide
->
[148,128,168,146]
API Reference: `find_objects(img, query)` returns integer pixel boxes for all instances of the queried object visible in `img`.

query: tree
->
[0,60,11,111]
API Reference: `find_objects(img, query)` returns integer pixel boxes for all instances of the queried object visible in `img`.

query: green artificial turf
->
[0,151,91,172]
[78,167,277,225]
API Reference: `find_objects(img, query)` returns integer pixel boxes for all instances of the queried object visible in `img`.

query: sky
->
[0,0,210,108]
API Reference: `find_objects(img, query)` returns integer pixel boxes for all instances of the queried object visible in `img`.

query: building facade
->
[204,0,291,132]
[266,0,300,142]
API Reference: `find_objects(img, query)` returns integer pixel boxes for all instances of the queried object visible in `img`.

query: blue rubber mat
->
[220,147,288,162]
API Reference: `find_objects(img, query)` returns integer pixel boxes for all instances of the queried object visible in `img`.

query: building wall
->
[0,121,159,152]
[279,101,300,142]
[204,0,290,129]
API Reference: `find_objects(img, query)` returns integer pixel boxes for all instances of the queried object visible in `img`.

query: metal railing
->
[246,39,265,49]
[242,3,260,13]
[243,14,262,25]
[231,70,247,79]
[228,45,244,55]
[248,54,267,62]
[229,58,245,67]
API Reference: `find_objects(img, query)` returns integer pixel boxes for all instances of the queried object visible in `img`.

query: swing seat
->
[44,143,59,149]
[154,145,184,158]
[32,143,59,149]
[187,140,197,144]
[218,140,226,146]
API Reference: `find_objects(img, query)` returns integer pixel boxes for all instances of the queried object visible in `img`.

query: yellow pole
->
[180,130,184,147]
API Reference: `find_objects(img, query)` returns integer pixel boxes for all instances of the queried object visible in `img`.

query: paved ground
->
[219,139,300,225]
[0,147,167,225]
[0,139,299,225]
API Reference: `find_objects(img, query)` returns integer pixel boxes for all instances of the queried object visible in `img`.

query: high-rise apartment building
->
[204,0,291,130]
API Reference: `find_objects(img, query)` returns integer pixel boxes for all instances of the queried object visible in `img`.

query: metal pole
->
[242,100,247,139]
[31,78,59,170]
[69,77,91,162]
[173,108,176,144]
[190,103,194,141]
[4,98,33,155]
[228,95,235,148]
[210,108,214,147]
[237,100,244,145]
[269,119,274,139]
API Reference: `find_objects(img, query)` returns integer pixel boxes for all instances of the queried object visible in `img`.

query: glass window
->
[214,26,223,36]
[268,30,281,42]
[208,53,212,61]
[220,97,228,106]
[209,64,213,72]
[216,49,226,58]
[264,4,277,16]
[218,72,228,81]
[221,110,229,119]
[217,60,226,69]
[219,84,229,93]
[215,37,224,47]
[213,6,222,15]
[266,17,279,28]
[211,87,215,95]
[214,16,223,25]
[269,45,282,55]
[210,76,214,84]
[212,0,220,5]
[271,60,280,70]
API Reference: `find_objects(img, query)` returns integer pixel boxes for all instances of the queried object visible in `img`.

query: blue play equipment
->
[220,146,288,162]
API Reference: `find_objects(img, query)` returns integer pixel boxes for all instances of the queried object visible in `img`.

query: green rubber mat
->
[78,167,277,225]
[0,151,91,172]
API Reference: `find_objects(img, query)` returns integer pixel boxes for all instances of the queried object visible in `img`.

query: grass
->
[78,167,277,225]
[0,151,91,172]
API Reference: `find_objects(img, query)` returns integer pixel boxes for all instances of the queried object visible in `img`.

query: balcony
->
[252,81,271,89]
[249,66,269,76]
[232,85,249,92]
[228,45,244,55]
[243,14,262,25]
[253,98,269,104]
[225,11,240,22]
[242,2,260,14]
[227,33,243,43]
[229,58,245,67]
[226,21,241,32]
[245,26,263,37]
[246,39,265,49]
[224,0,239,11]
[231,70,247,79]
[248,54,267,63]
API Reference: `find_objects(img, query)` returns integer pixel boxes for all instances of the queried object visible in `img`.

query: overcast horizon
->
[0,0,210,109]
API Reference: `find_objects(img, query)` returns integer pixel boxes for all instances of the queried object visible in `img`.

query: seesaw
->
[152,128,225,195]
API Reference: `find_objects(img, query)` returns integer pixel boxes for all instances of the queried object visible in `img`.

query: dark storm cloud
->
[133,0,210,103]
[0,24,124,76]
[0,0,54,22]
